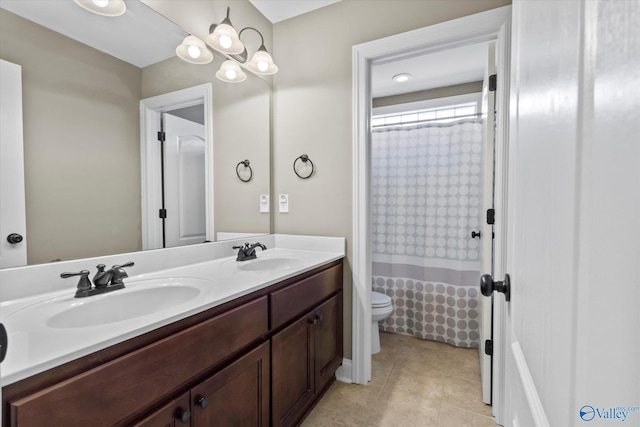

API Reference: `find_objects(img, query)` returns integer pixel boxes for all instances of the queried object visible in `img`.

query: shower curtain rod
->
[372,112,483,130]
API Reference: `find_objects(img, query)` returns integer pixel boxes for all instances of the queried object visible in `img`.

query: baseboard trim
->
[512,341,550,426]
[335,358,353,383]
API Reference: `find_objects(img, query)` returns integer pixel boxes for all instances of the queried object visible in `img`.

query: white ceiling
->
[249,0,341,23]
[0,0,186,68]
[372,42,489,98]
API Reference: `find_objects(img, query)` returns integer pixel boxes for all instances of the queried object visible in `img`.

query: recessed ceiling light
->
[393,73,411,82]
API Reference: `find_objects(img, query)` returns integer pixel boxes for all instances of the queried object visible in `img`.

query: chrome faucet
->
[233,242,267,261]
[61,261,134,298]
[93,262,134,288]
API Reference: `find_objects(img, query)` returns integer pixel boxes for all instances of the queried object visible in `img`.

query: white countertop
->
[0,235,345,386]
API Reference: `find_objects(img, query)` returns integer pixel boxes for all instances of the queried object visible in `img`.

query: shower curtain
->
[371,119,484,348]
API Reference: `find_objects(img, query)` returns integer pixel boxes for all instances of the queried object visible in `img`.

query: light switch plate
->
[260,194,269,213]
[279,194,289,213]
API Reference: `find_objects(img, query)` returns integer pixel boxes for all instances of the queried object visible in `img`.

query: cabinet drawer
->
[270,263,342,330]
[9,297,268,427]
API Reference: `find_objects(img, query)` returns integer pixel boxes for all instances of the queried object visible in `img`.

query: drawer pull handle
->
[175,407,191,423]
[196,395,210,409]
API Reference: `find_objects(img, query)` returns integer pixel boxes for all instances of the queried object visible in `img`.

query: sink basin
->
[48,284,200,328]
[6,278,216,330]
[238,257,305,272]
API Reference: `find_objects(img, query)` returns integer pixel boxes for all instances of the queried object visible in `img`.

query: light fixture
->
[176,35,213,64]
[216,60,247,83]
[73,0,126,17]
[175,7,278,83]
[206,7,245,55]
[241,28,278,76]
[393,73,411,82]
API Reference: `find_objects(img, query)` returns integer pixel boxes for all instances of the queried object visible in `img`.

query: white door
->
[0,60,27,268]
[478,42,497,405]
[162,113,206,247]
[503,1,640,426]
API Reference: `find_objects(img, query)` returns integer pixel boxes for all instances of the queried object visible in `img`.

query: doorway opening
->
[351,6,511,425]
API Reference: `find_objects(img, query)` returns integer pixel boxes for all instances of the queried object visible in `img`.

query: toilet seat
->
[372,291,391,308]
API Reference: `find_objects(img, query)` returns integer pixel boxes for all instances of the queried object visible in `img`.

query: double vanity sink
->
[1,245,338,384]
[0,235,345,427]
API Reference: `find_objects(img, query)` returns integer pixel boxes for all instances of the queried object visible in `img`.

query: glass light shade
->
[216,60,247,83]
[206,23,245,55]
[246,48,278,75]
[176,36,213,65]
[73,0,126,17]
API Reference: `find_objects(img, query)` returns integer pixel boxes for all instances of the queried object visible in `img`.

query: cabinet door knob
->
[175,407,191,423]
[308,317,316,324]
[196,395,209,409]
[315,314,323,322]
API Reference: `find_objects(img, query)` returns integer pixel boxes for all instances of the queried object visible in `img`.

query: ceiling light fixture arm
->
[238,27,266,48]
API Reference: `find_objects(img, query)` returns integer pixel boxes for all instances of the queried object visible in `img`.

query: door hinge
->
[485,339,493,356]
[489,74,497,91]
[487,208,495,225]
[158,209,167,219]
[157,131,166,142]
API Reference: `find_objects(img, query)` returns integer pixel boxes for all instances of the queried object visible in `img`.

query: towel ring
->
[236,159,253,182]
[293,154,314,179]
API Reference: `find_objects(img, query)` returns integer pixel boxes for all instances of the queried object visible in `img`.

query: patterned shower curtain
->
[371,119,484,348]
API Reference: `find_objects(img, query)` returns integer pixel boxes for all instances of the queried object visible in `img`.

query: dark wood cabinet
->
[8,297,269,427]
[191,342,270,427]
[272,313,315,427]
[133,392,192,427]
[272,293,343,427]
[3,259,343,427]
[314,295,343,393]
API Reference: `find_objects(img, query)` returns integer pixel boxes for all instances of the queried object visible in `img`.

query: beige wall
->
[0,9,142,264]
[271,0,511,358]
[141,56,271,236]
[373,81,483,108]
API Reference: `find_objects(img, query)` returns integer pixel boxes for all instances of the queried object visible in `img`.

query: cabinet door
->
[191,342,270,427]
[314,293,343,393]
[133,392,191,427]
[271,314,315,427]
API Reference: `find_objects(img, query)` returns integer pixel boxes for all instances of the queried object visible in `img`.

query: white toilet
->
[371,291,393,354]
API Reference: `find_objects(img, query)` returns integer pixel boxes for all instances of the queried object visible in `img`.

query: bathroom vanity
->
[0,235,345,427]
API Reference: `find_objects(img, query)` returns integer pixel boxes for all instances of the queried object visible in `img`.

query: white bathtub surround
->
[0,234,345,385]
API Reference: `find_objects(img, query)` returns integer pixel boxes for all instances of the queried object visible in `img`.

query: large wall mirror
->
[0,0,271,266]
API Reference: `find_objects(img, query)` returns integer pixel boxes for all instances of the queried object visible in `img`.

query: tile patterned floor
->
[301,332,497,427]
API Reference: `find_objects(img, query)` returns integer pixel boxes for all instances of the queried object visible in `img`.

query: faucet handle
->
[113,261,134,269]
[61,270,92,292]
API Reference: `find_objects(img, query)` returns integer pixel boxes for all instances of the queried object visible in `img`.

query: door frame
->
[351,5,511,422]
[140,83,213,250]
